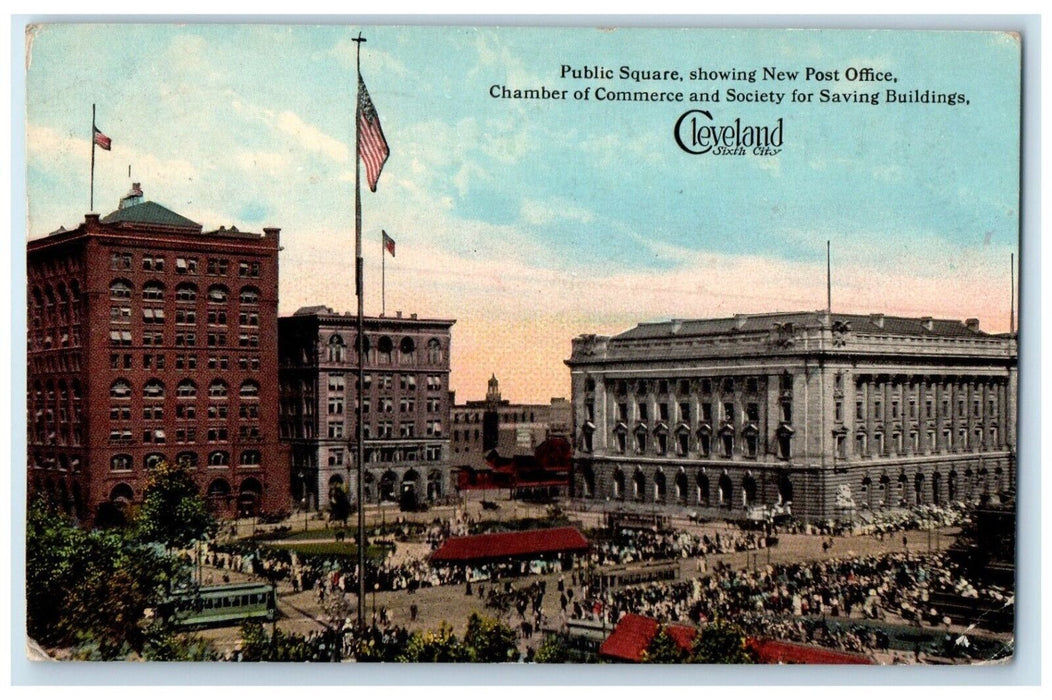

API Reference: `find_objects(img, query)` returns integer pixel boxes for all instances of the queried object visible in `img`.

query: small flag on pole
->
[383,230,396,257]
[93,126,112,151]
[358,75,389,192]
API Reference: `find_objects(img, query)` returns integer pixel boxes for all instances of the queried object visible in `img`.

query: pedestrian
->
[410,603,418,622]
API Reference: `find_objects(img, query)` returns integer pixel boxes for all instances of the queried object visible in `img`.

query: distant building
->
[450,374,571,470]
[566,311,1017,523]
[26,184,289,520]
[278,308,454,509]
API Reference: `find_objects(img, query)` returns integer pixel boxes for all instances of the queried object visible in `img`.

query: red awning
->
[429,527,589,564]
[746,637,874,665]
[598,613,697,663]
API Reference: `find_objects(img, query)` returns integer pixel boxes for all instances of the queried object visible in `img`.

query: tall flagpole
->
[90,104,97,212]
[1010,253,1015,335]
[826,240,832,315]
[382,232,386,317]
[352,31,367,628]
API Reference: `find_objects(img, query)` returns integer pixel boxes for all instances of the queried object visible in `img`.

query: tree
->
[26,499,182,658]
[135,460,215,549]
[463,612,519,662]
[690,620,756,664]
[398,622,470,662]
[533,633,572,663]
[642,626,690,663]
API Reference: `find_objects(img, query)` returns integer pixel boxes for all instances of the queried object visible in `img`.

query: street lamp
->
[372,582,379,626]
[298,469,308,532]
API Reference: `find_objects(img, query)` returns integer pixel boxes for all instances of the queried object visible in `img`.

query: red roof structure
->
[746,637,874,665]
[429,527,589,564]
[598,613,697,662]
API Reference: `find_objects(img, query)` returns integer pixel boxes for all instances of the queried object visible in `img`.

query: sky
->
[24,25,1020,404]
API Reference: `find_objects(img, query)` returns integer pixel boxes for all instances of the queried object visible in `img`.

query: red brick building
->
[26,185,289,521]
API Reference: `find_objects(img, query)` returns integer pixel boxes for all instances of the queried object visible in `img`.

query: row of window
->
[110,329,260,348]
[594,375,791,398]
[589,424,793,460]
[111,403,260,421]
[109,378,260,399]
[109,450,263,471]
[326,420,444,439]
[849,395,1000,422]
[109,353,261,372]
[325,334,445,364]
[845,426,1001,457]
[110,279,261,304]
[112,254,262,278]
[603,399,790,426]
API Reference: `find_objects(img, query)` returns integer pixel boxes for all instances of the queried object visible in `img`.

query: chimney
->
[396,310,403,318]
[410,313,417,320]
[920,317,934,331]
[965,318,980,331]
[869,313,885,329]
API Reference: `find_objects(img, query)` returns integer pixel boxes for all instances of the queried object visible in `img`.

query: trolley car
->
[161,582,276,629]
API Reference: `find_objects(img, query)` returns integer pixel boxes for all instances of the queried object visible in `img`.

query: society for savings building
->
[565,311,1017,523]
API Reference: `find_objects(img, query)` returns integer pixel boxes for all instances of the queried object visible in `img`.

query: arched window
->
[175,283,198,302]
[239,380,260,398]
[207,285,229,303]
[613,468,625,500]
[208,379,229,398]
[675,470,688,503]
[208,450,230,467]
[377,335,393,363]
[110,379,132,399]
[207,478,231,499]
[239,450,261,465]
[110,483,135,503]
[110,454,133,471]
[109,279,133,299]
[176,451,199,468]
[399,336,416,362]
[697,471,710,506]
[718,474,733,507]
[632,469,646,501]
[239,286,260,304]
[654,470,667,502]
[328,334,346,363]
[142,281,165,300]
[176,379,197,398]
[144,452,167,470]
[143,379,165,399]
[742,474,758,506]
[426,338,442,364]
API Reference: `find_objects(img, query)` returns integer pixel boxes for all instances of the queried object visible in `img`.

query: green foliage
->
[142,623,219,661]
[398,622,470,662]
[690,620,756,664]
[238,620,331,661]
[533,633,572,663]
[346,624,411,661]
[135,460,215,549]
[642,627,690,664]
[464,612,519,662]
[26,499,182,659]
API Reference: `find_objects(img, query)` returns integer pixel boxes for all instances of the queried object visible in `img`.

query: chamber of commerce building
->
[566,311,1017,523]
[26,185,289,521]
[278,308,455,511]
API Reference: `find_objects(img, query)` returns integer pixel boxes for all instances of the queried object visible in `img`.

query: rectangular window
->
[746,402,760,422]
[637,402,648,421]
[834,401,843,422]
[617,403,628,422]
[723,402,735,423]
[856,401,864,420]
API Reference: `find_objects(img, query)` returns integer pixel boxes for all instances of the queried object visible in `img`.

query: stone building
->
[450,374,571,470]
[566,311,1017,522]
[278,308,455,509]
[26,184,288,520]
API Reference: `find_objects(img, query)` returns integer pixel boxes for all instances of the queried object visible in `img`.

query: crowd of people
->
[590,526,767,566]
[568,550,1011,661]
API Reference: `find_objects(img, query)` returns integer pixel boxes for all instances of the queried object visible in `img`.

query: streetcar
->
[160,582,276,629]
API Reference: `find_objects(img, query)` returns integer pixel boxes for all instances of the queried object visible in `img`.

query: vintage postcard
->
[22,24,1020,668]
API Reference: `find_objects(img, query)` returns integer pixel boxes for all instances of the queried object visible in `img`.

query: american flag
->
[382,230,396,257]
[358,75,389,192]
[93,126,111,151]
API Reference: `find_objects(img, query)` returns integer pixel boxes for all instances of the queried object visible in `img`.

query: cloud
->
[520,197,595,226]
[274,110,350,162]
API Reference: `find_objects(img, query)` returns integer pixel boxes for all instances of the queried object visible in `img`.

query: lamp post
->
[298,469,308,532]
[372,582,379,625]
